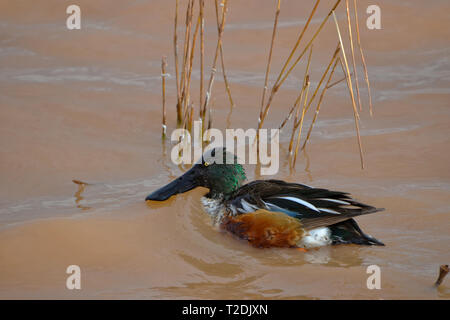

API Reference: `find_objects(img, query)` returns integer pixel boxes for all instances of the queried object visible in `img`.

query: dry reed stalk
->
[182,102,190,131]
[302,58,339,150]
[278,104,295,130]
[292,78,310,165]
[270,0,321,94]
[303,45,340,113]
[287,80,307,153]
[188,103,194,133]
[284,44,339,148]
[183,13,201,129]
[284,44,340,148]
[182,0,195,119]
[201,0,228,128]
[258,0,322,132]
[187,14,201,84]
[333,10,364,169]
[161,56,168,139]
[179,0,190,113]
[279,46,312,141]
[214,0,234,109]
[279,44,339,131]
[278,1,341,96]
[345,0,362,111]
[174,0,182,124]
[259,0,342,132]
[179,0,194,123]
[287,45,313,152]
[338,56,346,79]
[203,107,213,144]
[199,0,205,118]
[260,0,281,125]
[353,0,373,116]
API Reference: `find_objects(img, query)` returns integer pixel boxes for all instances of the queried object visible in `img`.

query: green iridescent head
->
[146,148,246,201]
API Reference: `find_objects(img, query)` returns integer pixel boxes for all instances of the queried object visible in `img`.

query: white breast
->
[201,197,226,225]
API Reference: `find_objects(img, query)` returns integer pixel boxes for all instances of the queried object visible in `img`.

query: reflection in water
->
[302,149,313,182]
[159,141,177,179]
[177,252,243,278]
[152,275,267,299]
[246,245,365,268]
[437,285,450,299]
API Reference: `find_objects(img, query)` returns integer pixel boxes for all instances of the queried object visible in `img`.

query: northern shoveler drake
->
[146,148,384,249]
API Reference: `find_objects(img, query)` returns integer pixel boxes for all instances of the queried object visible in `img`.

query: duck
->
[145,148,384,249]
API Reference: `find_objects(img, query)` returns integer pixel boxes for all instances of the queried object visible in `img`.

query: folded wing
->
[225,179,384,231]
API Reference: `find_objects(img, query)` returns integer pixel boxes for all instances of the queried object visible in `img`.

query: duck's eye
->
[204,161,210,167]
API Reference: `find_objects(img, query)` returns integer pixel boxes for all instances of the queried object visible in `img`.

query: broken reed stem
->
[259,0,342,132]
[353,0,373,116]
[199,0,205,119]
[434,264,449,287]
[333,10,364,169]
[161,56,168,139]
[201,0,228,128]
[214,0,235,109]
[346,0,362,111]
[302,58,339,150]
[174,0,182,125]
[260,0,281,125]
[293,77,311,165]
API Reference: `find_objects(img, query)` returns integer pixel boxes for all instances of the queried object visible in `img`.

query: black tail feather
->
[329,219,385,246]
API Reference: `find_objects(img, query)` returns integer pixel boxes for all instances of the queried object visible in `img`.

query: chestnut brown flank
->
[221,210,305,248]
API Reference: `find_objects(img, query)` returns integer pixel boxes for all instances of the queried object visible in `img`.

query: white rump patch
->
[298,227,332,248]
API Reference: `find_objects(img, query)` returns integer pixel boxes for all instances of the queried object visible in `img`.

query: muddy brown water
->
[0,0,449,299]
